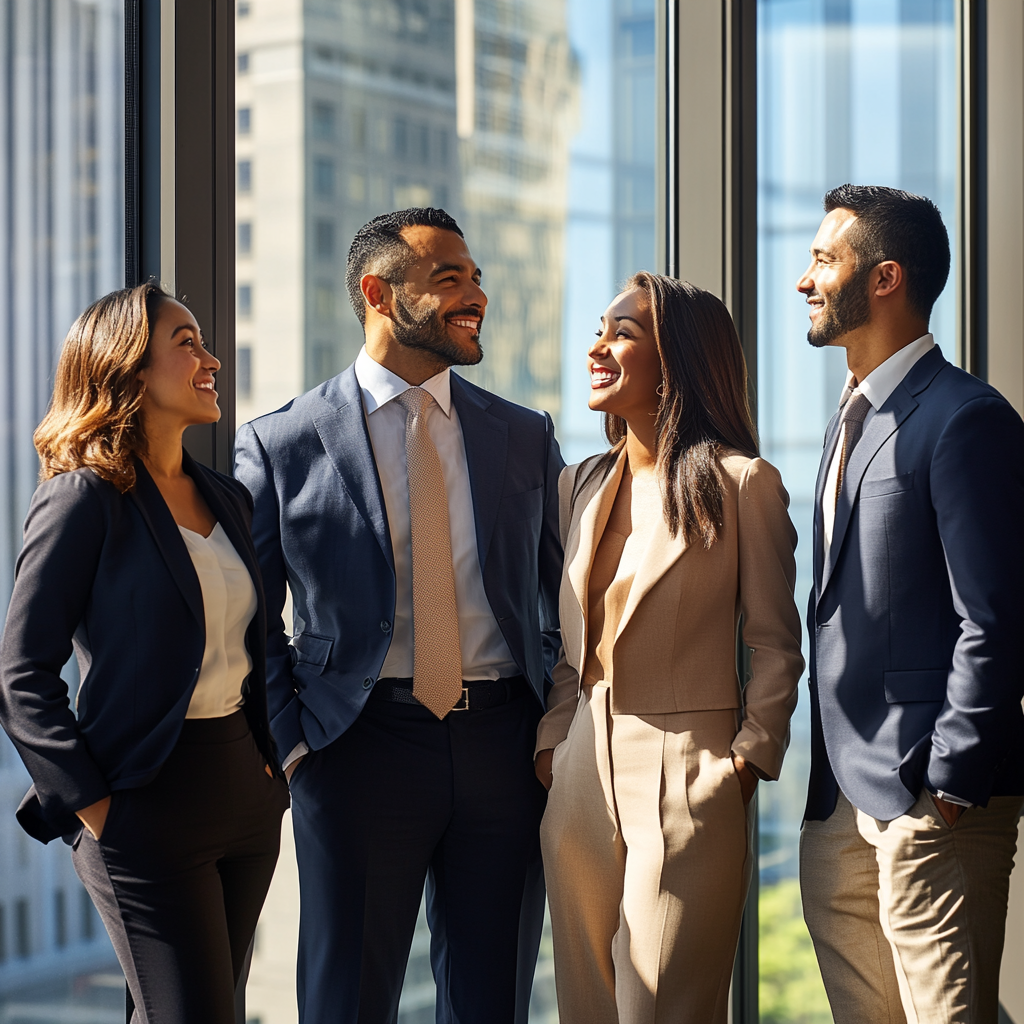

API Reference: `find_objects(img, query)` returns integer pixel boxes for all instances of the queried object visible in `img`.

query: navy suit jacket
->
[806,346,1024,823]
[233,366,564,758]
[0,454,278,844]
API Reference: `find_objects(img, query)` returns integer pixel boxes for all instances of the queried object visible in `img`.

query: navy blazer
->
[0,454,278,844]
[806,346,1024,823]
[233,365,564,759]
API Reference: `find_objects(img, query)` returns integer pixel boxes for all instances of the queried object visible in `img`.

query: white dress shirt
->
[179,523,257,718]
[355,346,518,680]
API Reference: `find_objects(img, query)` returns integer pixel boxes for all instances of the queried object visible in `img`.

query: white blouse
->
[179,523,258,719]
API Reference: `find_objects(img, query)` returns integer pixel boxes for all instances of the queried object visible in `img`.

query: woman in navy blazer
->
[0,283,289,1024]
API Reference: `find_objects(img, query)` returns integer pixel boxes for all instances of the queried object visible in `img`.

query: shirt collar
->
[354,346,453,417]
[841,333,935,412]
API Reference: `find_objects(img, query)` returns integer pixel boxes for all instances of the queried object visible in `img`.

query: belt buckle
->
[451,686,471,712]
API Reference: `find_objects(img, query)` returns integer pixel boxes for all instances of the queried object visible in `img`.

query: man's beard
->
[391,289,483,367]
[807,265,872,348]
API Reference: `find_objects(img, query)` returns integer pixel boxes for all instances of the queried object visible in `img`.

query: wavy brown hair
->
[594,273,758,547]
[34,283,169,492]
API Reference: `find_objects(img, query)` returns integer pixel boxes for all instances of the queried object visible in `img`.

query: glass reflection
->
[236,1,657,1020]
[756,2,956,1020]
[0,0,126,1017]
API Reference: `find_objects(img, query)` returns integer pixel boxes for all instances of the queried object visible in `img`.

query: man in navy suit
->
[797,184,1024,1023]
[234,208,563,1023]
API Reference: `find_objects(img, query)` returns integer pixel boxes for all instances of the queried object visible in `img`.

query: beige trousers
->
[801,788,1024,1024]
[540,685,753,1024]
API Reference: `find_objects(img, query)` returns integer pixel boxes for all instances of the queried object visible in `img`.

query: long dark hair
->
[595,273,758,547]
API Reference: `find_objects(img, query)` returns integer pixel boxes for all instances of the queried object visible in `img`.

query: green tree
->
[759,879,832,1023]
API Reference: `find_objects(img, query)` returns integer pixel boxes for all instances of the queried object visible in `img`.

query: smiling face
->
[587,288,662,426]
[387,225,487,367]
[136,298,221,432]
[796,208,874,348]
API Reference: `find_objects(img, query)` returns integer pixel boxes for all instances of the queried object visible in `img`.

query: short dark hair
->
[345,208,464,325]
[822,184,950,320]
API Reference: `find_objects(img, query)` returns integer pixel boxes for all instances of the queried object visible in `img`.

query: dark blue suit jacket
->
[0,455,278,843]
[806,347,1024,823]
[233,366,564,758]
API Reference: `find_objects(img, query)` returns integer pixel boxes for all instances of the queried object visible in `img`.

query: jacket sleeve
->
[535,463,582,756]
[924,396,1024,805]
[730,458,804,780]
[0,472,111,836]
[538,412,566,682]
[233,421,305,756]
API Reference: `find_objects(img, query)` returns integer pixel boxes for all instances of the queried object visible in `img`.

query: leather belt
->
[370,676,526,711]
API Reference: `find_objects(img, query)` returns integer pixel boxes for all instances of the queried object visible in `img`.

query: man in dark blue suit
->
[234,208,563,1023]
[797,184,1024,1023]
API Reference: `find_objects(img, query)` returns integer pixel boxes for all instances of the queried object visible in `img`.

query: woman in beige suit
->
[535,273,803,1024]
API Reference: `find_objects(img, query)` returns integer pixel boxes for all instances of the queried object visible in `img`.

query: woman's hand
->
[76,795,112,840]
[732,754,759,806]
[535,749,554,790]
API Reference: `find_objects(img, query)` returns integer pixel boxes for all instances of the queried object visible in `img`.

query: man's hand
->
[285,756,304,783]
[931,793,965,827]
[732,754,759,806]
[535,748,554,791]
[76,795,112,840]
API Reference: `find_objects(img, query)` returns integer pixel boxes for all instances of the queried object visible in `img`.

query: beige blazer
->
[536,448,804,780]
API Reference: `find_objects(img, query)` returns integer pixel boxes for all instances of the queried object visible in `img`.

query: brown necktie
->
[395,388,463,718]
[834,391,871,505]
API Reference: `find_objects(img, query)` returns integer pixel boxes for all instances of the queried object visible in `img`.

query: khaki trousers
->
[540,685,752,1024]
[801,788,1023,1024]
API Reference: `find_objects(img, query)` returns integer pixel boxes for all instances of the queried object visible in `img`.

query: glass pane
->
[236,0,658,1019]
[756,2,957,1020]
[0,0,125,1015]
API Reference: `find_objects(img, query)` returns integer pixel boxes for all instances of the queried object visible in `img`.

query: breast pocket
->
[860,472,914,498]
[496,486,543,523]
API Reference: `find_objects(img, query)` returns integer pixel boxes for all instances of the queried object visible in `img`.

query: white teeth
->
[591,371,619,384]
[450,319,479,329]
[195,381,215,390]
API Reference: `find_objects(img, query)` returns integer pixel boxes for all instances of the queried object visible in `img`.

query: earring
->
[656,382,665,397]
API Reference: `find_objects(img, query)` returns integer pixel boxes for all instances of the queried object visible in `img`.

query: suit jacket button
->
[362,677,374,689]
[380,620,391,633]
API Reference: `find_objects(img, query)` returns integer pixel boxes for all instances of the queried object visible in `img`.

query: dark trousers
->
[72,711,289,1024]
[289,686,548,1024]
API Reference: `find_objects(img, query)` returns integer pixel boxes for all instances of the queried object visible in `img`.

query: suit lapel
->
[566,451,626,669]
[312,366,394,571]
[185,455,262,603]
[821,385,918,595]
[128,460,204,627]
[451,374,508,571]
[615,507,688,641]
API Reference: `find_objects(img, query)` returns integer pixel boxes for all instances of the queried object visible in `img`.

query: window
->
[54,890,67,948]
[238,106,252,135]
[238,51,251,74]
[15,900,29,958]
[238,284,254,319]
[238,159,253,193]
[313,157,335,197]
[314,219,335,260]
[238,0,252,15]
[755,2,958,1018]
[239,221,253,256]
[238,347,254,401]
[237,0,659,1017]
[312,100,336,140]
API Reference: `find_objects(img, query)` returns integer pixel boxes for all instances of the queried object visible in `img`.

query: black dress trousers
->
[72,711,290,1024]
[289,684,548,1024]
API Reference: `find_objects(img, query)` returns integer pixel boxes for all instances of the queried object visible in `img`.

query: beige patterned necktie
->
[395,387,463,718]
